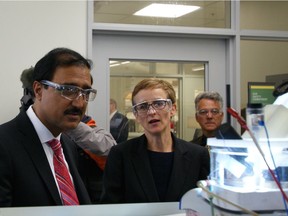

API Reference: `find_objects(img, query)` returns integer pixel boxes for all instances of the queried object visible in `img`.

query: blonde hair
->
[132,78,176,105]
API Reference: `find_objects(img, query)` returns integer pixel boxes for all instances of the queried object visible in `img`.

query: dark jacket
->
[101,133,210,203]
[0,110,91,207]
[77,115,106,204]
[110,111,129,143]
[191,135,208,147]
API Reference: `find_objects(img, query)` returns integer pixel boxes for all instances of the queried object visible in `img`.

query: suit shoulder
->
[111,135,144,151]
[61,133,78,152]
[191,135,202,144]
[176,137,207,152]
[0,113,25,138]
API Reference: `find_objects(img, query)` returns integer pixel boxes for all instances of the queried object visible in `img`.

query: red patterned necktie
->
[47,139,79,205]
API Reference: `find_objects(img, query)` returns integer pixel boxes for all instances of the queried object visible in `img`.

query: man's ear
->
[195,113,200,123]
[33,81,43,100]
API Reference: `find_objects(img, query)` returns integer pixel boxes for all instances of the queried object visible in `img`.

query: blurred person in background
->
[110,98,129,143]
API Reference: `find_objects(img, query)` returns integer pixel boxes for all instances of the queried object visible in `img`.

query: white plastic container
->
[205,138,288,211]
[208,138,288,190]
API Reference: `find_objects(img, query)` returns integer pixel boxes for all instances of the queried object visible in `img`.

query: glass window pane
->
[110,61,151,75]
[110,60,181,75]
[94,1,231,28]
[183,63,205,75]
[241,1,288,31]
[240,40,288,112]
[156,62,179,75]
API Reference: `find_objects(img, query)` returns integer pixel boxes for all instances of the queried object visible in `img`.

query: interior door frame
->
[88,33,230,133]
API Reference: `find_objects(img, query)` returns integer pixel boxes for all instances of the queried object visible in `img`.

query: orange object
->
[82,116,107,171]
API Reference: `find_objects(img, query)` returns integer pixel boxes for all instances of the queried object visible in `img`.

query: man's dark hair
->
[20,48,93,111]
[33,47,93,82]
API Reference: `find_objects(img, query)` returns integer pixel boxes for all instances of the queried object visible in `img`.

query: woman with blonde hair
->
[101,78,210,203]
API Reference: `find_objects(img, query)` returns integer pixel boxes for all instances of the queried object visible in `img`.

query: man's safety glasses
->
[41,80,97,102]
[196,108,222,116]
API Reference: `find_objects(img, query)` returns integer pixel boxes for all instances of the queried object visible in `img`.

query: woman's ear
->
[170,103,177,117]
[132,111,140,123]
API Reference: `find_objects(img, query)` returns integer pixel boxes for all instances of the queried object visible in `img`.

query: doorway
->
[89,33,227,141]
[109,60,205,141]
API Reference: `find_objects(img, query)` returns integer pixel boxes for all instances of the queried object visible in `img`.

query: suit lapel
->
[131,135,159,202]
[60,135,89,204]
[166,137,190,201]
[17,111,62,205]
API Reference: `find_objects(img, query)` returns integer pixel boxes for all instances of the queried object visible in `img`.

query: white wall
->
[0,1,87,123]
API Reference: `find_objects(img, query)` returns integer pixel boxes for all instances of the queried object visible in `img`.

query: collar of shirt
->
[26,105,70,194]
[26,105,61,143]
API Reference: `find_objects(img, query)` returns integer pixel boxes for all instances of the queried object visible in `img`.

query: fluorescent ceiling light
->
[110,61,131,67]
[192,66,204,72]
[134,3,200,18]
[110,63,121,67]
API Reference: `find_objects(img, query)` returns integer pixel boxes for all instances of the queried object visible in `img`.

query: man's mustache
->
[64,108,83,116]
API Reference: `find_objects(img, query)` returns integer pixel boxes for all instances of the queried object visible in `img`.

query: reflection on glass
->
[94,1,231,28]
[110,60,205,141]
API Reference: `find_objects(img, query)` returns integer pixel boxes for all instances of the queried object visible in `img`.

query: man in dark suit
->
[19,66,116,204]
[191,91,224,148]
[109,98,129,143]
[0,47,94,207]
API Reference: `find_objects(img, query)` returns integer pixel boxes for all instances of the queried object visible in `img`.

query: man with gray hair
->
[191,91,224,147]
